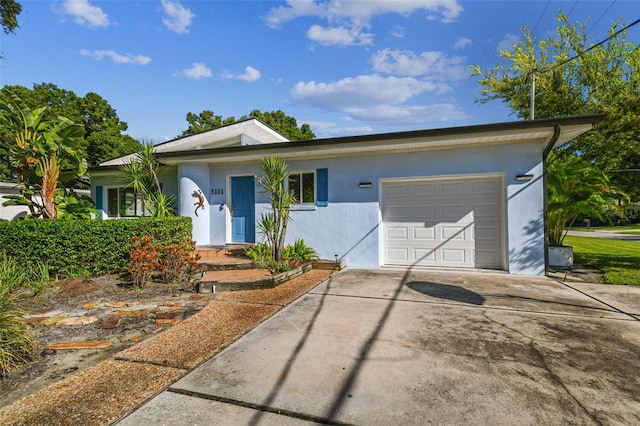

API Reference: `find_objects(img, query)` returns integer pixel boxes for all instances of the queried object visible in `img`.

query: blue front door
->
[231,176,255,243]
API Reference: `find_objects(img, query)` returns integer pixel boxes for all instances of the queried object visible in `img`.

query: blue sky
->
[1,1,637,143]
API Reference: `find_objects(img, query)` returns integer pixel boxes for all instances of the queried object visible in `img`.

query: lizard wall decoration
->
[192,189,205,217]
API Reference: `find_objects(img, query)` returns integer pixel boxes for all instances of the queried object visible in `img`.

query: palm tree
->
[257,156,297,261]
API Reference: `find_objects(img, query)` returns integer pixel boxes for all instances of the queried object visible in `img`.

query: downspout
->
[542,124,562,273]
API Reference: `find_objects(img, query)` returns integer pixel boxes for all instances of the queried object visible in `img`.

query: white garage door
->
[382,176,504,269]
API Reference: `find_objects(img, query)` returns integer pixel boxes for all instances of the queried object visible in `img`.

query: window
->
[107,187,147,217]
[288,172,315,204]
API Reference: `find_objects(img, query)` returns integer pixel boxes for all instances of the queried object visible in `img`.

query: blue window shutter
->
[316,168,328,207]
[95,186,103,210]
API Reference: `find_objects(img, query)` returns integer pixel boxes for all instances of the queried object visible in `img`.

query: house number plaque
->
[211,188,224,195]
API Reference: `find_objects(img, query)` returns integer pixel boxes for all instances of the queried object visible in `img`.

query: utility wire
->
[541,16,640,74]
[590,0,617,34]
[532,0,551,35]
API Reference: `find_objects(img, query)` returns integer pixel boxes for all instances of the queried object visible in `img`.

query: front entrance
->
[231,176,255,243]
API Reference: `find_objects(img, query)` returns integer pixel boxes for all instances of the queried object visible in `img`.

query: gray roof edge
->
[154,113,605,160]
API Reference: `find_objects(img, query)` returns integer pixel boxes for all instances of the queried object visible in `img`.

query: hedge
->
[0,217,193,276]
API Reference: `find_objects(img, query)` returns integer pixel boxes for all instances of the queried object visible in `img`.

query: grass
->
[564,235,640,285]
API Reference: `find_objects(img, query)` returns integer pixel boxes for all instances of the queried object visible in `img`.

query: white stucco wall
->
[204,141,547,275]
[178,164,210,245]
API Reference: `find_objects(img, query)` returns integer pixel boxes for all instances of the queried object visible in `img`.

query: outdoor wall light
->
[358,182,372,188]
[516,174,534,182]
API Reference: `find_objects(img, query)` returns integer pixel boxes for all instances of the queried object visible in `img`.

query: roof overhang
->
[154,114,604,166]
[99,118,289,167]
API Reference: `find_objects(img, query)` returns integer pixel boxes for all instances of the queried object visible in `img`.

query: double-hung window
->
[287,172,315,204]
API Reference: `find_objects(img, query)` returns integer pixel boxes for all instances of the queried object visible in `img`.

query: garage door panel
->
[441,182,465,196]
[441,226,467,240]
[414,248,436,263]
[383,176,504,269]
[414,227,436,240]
[441,249,470,263]
[386,226,409,240]
[412,184,435,197]
[387,248,409,262]
[385,205,409,221]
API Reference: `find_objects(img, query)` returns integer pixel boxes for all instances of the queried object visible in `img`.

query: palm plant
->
[547,152,621,246]
[120,143,175,217]
[257,156,297,261]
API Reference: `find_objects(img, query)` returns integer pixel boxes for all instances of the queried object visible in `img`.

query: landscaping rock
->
[46,341,112,350]
[53,316,98,326]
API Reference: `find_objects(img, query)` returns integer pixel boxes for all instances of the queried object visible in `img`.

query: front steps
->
[196,244,271,293]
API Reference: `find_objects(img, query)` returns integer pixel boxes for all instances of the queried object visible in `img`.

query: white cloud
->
[265,0,462,46]
[161,0,195,34]
[80,49,150,65]
[370,48,466,82]
[497,34,520,52]
[290,73,467,124]
[62,0,109,28]
[346,104,468,124]
[291,75,438,110]
[454,37,471,49]
[391,26,405,39]
[307,24,373,47]
[181,63,212,79]
[307,120,373,138]
[222,66,261,82]
[237,66,261,82]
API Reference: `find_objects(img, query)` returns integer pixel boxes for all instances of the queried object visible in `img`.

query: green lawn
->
[564,235,640,285]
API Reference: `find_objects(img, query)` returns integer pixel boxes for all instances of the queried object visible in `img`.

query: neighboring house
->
[90,115,603,275]
[0,182,91,220]
[0,182,28,220]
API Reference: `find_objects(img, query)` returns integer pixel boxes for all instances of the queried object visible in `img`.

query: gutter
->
[543,124,562,273]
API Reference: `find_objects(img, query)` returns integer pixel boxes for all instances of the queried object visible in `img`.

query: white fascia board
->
[160,126,563,166]
[99,119,289,166]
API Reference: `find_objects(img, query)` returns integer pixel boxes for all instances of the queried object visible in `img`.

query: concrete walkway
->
[118,268,640,425]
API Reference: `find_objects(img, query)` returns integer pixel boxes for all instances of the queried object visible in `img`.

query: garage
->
[382,175,505,270]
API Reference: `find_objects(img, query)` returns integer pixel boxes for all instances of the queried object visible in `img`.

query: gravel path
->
[0,269,335,426]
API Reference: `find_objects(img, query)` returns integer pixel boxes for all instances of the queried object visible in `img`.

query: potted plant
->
[546,152,619,267]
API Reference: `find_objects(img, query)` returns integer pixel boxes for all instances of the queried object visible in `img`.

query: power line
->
[532,0,551,35]
[590,0,617,33]
[543,16,640,74]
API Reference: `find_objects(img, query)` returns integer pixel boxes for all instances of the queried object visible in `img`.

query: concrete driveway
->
[118,268,640,425]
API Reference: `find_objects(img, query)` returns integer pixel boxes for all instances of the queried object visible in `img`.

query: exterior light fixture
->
[358,182,372,188]
[516,174,534,182]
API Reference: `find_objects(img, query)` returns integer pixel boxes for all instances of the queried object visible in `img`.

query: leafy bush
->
[129,236,161,288]
[158,240,200,286]
[0,217,192,276]
[283,239,319,265]
[246,239,318,273]
[0,289,38,377]
[129,236,200,288]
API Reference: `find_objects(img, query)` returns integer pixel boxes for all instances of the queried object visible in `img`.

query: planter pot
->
[548,246,573,267]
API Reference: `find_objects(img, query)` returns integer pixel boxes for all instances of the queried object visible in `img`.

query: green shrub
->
[0,217,192,276]
[0,252,30,293]
[283,239,319,264]
[0,289,38,377]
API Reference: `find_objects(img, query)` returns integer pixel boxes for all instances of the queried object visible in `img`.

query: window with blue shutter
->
[316,168,328,207]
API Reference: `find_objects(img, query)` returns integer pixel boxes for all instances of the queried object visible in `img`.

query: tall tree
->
[180,109,316,141]
[0,84,140,176]
[0,0,21,34]
[180,110,236,137]
[0,90,90,218]
[471,12,640,198]
[241,110,316,141]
